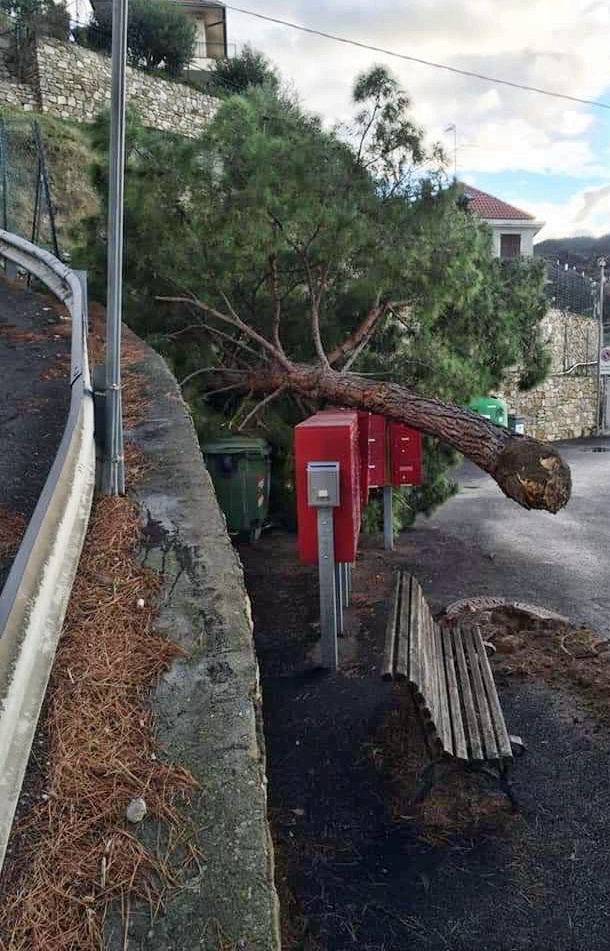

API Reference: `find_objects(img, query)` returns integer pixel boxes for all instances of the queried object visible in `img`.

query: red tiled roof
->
[460,183,535,221]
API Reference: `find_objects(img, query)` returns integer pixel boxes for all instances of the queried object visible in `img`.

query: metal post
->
[342,562,349,608]
[317,508,338,670]
[32,120,60,260]
[383,485,394,551]
[102,0,128,496]
[335,563,344,635]
[596,257,606,436]
[0,118,8,232]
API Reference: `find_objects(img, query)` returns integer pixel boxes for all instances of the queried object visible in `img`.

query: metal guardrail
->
[0,231,95,872]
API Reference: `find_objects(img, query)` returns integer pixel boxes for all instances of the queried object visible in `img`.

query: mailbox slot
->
[307,462,340,507]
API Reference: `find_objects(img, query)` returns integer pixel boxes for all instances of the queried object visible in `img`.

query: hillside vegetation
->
[1,108,99,255]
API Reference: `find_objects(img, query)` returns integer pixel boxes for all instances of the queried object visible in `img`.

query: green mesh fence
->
[0,115,60,259]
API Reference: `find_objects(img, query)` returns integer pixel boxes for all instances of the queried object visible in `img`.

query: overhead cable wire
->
[225,4,610,112]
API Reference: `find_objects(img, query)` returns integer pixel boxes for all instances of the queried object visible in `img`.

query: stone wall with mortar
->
[0,75,37,111]
[103,334,280,951]
[20,37,218,135]
[497,308,598,442]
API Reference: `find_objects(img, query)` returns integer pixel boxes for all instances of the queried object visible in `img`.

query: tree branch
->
[301,256,330,367]
[156,295,293,370]
[328,297,387,365]
[237,386,287,432]
[268,254,286,357]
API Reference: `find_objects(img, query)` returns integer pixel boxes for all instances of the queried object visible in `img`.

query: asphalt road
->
[0,276,70,591]
[407,438,610,636]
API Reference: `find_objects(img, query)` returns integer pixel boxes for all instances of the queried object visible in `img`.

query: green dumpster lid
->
[201,436,271,456]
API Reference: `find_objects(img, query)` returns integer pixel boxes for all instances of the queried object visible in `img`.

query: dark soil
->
[240,530,610,951]
[0,276,71,593]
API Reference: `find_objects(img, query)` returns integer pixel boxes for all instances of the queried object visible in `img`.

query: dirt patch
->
[0,506,26,559]
[0,304,184,951]
[449,605,608,718]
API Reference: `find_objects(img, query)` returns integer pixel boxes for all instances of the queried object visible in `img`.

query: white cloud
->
[228,1,610,181]
[524,183,610,240]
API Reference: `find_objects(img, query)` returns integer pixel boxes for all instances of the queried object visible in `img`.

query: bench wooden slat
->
[382,572,402,680]
[408,575,420,688]
[464,626,498,760]
[396,572,411,679]
[435,624,453,756]
[441,626,468,760]
[452,626,484,761]
[472,624,513,760]
[383,572,513,773]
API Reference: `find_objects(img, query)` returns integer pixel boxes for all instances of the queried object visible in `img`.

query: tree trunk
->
[237,362,571,513]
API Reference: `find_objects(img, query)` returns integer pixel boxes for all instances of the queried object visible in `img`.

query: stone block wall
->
[496,308,598,442]
[0,75,37,111]
[0,36,218,136]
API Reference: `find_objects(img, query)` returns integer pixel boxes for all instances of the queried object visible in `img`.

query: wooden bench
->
[383,571,520,806]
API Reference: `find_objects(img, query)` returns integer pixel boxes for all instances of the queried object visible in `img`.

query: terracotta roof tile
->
[460,183,535,221]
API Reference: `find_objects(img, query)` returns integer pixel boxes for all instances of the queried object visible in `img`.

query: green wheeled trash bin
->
[468,395,508,427]
[202,437,272,543]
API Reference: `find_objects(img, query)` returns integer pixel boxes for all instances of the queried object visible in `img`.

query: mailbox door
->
[388,422,423,487]
[367,414,386,489]
[356,411,371,507]
[295,412,361,564]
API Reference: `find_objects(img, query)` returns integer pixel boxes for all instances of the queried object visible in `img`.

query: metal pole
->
[32,120,60,260]
[342,562,349,608]
[0,118,8,232]
[317,508,338,670]
[383,486,394,551]
[102,0,128,495]
[596,257,606,436]
[335,563,344,636]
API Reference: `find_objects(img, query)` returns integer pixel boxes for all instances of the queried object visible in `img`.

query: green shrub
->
[0,0,70,40]
[83,0,195,78]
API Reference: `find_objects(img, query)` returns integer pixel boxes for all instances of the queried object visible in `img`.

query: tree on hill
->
[84,0,195,77]
[78,67,570,515]
[212,44,279,95]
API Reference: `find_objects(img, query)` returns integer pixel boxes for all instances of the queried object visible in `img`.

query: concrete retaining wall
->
[105,336,280,950]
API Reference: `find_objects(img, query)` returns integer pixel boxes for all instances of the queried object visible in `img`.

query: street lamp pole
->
[596,257,606,436]
[102,0,128,495]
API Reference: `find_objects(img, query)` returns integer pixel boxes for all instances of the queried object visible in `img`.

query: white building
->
[175,0,227,71]
[461,184,544,259]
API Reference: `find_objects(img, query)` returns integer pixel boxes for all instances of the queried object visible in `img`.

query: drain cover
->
[582,446,610,453]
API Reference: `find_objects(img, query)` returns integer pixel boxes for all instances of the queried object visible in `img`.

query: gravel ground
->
[0,275,71,592]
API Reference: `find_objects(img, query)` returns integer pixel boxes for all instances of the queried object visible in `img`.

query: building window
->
[500,233,521,260]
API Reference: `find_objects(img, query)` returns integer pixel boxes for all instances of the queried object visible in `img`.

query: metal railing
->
[0,232,95,872]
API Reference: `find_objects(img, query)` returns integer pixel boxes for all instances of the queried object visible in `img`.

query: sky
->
[225,1,610,241]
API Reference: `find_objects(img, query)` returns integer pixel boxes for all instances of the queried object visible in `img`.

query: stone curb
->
[106,337,281,950]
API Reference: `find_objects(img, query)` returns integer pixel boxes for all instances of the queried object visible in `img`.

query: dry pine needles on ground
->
[0,506,26,560]
[0,304,194,950]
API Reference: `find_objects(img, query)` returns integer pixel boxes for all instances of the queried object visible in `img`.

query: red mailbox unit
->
[295,411,361,564]
[388,422,423,487]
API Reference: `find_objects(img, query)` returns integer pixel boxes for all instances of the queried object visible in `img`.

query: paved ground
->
[241,443,610,951]
[410,439,610,636]
[0,276,70,591]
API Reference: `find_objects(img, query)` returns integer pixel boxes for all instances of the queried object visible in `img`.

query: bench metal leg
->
[499,762,518,810]
[414,760,458,804]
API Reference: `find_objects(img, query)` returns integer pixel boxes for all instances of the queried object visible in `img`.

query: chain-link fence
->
[544,261,597,319]
[0,116,60,259]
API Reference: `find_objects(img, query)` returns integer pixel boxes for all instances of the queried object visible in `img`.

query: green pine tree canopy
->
[77,61,554,525]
